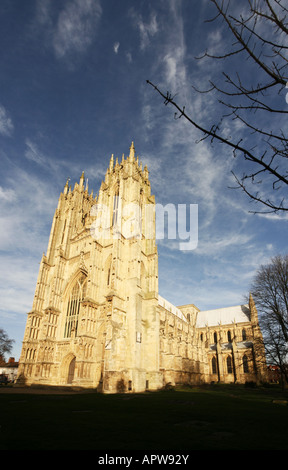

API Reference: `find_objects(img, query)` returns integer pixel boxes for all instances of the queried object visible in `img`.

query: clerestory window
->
[64,275,87,338]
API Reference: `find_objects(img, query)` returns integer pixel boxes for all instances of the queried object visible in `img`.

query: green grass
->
[0,383,288,450]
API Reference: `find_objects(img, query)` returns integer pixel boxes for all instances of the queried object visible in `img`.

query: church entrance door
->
[67,356,76,384]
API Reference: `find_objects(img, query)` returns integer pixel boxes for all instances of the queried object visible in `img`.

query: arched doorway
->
[67,356,76,384]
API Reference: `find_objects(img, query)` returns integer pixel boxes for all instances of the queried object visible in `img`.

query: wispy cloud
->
[54,0,102,59]
[195,232,253,257]
[135,0,281,311]
[0,186,17,202]
[35,0,102,61]
[0,254,37,317]
[141,0,251,221]
[21,139,106,197]
[126,52,132,63]
[0,105,14,137]
[130,9,159,50]
[25,138,48,166]
[0,165,58,252]
[113,41,120,54]
[35,0,52,26]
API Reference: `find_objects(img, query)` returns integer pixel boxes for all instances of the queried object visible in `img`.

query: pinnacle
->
[129,141,135,158]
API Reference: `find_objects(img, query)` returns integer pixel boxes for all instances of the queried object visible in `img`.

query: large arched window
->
[64,275,87,338]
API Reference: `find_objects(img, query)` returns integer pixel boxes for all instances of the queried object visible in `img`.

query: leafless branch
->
[147,0,288,213]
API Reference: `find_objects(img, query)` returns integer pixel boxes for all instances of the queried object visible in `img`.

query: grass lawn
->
[0,383,287,451]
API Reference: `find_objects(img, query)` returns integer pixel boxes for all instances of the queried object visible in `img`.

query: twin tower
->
[17,143,267,391]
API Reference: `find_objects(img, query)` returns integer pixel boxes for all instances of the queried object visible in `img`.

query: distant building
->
[17,143,268,392]
[0,357,19,383]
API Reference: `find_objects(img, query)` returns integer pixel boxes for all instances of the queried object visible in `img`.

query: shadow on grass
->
[0,383,287,450]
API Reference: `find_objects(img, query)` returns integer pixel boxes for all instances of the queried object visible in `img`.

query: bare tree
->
[0,328,14,361]
[147,0,288,213]
[250,254,288,384]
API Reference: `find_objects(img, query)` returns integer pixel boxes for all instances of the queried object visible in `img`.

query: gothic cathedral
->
[17,143,267,392]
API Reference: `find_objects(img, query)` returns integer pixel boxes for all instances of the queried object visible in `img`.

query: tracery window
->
[64,275,87,338]
[242,329,247,341]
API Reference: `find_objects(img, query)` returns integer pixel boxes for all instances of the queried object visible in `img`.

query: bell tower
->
[17,143,162,393]
[92,142,160,392]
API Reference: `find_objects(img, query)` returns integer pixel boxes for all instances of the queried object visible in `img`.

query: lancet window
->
[227,330,232,342]
[227,355,233,374]
[243,354,249,373]
[112,189,119,227]
[212,356,217,374]
[64,275,87,338]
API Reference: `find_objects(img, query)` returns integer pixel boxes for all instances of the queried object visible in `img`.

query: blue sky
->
[0,0,287,361]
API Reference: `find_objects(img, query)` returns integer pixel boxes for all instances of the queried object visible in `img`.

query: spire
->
[129,142,135,159]
[64,178,70,195]
[143,164,149,179]
[79,171,85,188]
[109,154,114,171]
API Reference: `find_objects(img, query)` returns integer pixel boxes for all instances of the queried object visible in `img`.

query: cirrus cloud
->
[0,105,14,137]
[35,0,102,62]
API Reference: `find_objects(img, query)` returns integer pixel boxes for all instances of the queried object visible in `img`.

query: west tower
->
[17,143,161,392]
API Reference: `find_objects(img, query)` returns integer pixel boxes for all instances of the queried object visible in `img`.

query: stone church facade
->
[17,143,267,392]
